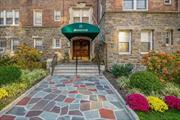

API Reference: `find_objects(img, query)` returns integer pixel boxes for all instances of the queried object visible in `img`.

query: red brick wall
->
[0,0,98,27]
[106,0,179,12]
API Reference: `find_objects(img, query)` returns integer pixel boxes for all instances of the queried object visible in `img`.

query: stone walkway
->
[0,75,136,120]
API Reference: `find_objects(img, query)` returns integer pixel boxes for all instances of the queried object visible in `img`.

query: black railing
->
[51,54,58,76]
[96,51,101,75]
[75,53,78,76]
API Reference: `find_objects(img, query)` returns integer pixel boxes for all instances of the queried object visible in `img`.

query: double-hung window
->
[52,39,61,49]
[140,30,153,53]
[123,0,148,11]
[0,39,6,53]
[118,31,131,54]
[54,11,61,21]
[165,30,173,46]
[33,10,42,26]
[0,10,19,26]
[72,8,91,23]
[11,39,20,51]
[34,38,43,51]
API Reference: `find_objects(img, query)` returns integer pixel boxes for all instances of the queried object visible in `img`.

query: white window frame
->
[140,30,153,54]
[0,39,6,53]
[123,0,148,11]
[118,31,132,55]
[0,10,19,26]
[165,30,173,46]
[52,38,61,49]
[164,0,172,5]
[34,38,43,50]
[54,10,61,21]
[11,38,20,52]
[33,10,42,26]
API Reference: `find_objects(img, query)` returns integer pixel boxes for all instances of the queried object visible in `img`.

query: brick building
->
[0,0,180,68]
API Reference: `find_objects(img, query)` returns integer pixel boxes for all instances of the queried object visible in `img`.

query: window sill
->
[140,52,149,55]
[123,9,148,12]
[0,24,19,27]
[119,52,131,55]
[52,47,61,49]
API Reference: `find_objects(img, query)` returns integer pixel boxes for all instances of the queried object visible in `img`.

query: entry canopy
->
[61,23,100,40]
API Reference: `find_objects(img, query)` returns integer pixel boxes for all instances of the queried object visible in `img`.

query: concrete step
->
[53,72,100,76]
[54,69,99,73]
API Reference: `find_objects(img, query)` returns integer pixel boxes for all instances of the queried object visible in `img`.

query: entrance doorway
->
[73,40,90,60]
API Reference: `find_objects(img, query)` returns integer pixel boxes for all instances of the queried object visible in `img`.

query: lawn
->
[137,110,180,120]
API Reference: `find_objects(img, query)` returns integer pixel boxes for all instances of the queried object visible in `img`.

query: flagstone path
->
[0,75,137,120]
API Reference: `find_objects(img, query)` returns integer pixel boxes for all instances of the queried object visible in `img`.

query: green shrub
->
[130,71,163,94]
[0,55,14,66]
[162,83,180,97]
[0,66,21,86]
[116,76,130,89]
[13,44,44,70]
[111,64,134,77]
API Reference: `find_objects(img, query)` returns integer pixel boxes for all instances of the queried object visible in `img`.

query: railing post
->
[76,53,78,76]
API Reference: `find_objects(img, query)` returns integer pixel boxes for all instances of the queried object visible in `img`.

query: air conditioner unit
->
[0,47,5,53]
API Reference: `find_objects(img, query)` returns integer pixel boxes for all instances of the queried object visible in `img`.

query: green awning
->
[61,23,100,40]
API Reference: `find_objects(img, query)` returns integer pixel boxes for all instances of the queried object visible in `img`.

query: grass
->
[137,110,180,120]
[0,69,47,110]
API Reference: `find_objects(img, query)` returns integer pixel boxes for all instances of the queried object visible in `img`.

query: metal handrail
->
[75,53,78,76]
[51,54,58,76]
[97,50,101,75]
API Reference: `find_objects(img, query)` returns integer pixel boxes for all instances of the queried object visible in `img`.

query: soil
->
[103,71,129,99]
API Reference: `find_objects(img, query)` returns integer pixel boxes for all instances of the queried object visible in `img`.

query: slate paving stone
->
[60,106,68,115]
[0,115,16,120]
[55,95,66,102]
[115,110,131,120]
[43,101,56,111]
[26,111,42,117]
[40,111,58,120]
[0,75,135,120]
[57,116,70,120]
[71,116,85,120]
[29,98,41,104]
[7,106,26,116]
[80,102,90,111]
[84,110,100,119]
[69,110,83,116]
[17,97,31,106]
[44,93,57,100]
[31,100,49,110]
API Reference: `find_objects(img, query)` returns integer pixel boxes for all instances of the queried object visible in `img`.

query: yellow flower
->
[0,88,8,100]
[147,96,168,112]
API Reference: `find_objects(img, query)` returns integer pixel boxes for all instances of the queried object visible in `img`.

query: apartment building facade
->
[0,0,180,68]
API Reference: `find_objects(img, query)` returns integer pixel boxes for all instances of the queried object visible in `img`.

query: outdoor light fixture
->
[178,28,180,31]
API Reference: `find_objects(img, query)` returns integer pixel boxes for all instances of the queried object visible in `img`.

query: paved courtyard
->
[0,75,135,120]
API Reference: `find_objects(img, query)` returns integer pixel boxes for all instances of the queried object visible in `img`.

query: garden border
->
[0,75,50,115]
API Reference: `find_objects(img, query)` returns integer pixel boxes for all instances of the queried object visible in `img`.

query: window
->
[52,39,61,48]
[6,11,13,25]
[14,10,19,25]
[33,10,42,26]
[140,30,153,53]
[54,11,61,21]
[118,31,131,54]
[123,0,148,10]
[165,30,173,46]
[11,39,20,51]
[164,0,171,5]
[72,8,91,23]
[0,11,5,25]
[34,38,43,50]
[0,39,6,53]
[0,10,19,26]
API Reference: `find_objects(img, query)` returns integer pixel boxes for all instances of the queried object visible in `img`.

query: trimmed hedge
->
[130,71,163,94]
[0,66,21,86]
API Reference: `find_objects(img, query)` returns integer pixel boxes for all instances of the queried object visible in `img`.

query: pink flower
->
[165,96,180,110]
[126,93,149,112]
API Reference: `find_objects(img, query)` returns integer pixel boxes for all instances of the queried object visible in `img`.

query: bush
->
[116,76,130,89]
[111,64,134,77]
[13,44,44,70]
[0,88,8,100]
[147,96,168,112]
[142,51,179,82]
[162,83,180,97]
[130,71,163,94]
[0,66,21,86]
[126,93,149,112]
[165,96,180,110]
[0,55,14,66]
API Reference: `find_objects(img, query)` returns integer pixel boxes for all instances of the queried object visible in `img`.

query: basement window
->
[165,30,173,46]
[164,0,172,5]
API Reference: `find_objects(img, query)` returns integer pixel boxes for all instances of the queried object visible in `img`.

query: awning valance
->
[61,23,100,40]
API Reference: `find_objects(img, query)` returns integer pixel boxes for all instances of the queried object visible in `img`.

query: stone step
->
[53,72,99,76]
[54,69,99,73]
